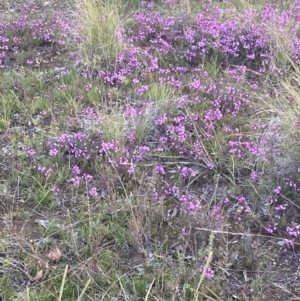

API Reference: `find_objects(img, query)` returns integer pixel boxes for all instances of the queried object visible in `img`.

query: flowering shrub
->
[0,3,78,68]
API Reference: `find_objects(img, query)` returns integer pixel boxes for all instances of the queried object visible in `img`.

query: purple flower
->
[72,165,81,175]
[89,187,98,197]
[73,176,81,187]
[182,227,189,236]
[205,268,215,279]
[51,186,60,192]
[223,197,229,204]
[127,163,135,174]
[49,148,58,156]
[155,165,166,175]
[273,186,281,194]
[155,114,168,125]
[206,162,215,170]
[25,148,36,157]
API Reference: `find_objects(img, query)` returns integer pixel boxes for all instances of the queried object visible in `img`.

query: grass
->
[74,0,127,71]
[1,0,300,300]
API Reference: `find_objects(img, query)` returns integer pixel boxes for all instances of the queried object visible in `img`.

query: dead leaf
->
[26,270,43,282]
[46,247,62,262]
[33,270,43,281]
